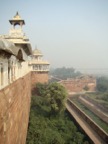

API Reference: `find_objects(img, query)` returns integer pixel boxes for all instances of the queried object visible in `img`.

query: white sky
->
[0,0,108,73]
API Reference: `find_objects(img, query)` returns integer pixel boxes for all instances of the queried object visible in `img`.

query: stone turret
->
[30,48,50,72]
[30,48,50,85]
[9,12,25,27]
[0,12,32,56]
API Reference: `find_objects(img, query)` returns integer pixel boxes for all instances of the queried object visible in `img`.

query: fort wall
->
[0,73,31,144]
[0,12,49,144]
[59,76,96,93]
[31,71,49,87]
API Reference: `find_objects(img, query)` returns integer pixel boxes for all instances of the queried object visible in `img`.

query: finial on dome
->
[16,11,19,15]
[9,12,25,26]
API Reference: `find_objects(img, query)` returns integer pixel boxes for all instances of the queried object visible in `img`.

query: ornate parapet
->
[0,38,31,90]
[29,48,50,72]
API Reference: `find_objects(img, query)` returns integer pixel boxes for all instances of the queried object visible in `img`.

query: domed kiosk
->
[29,48,50,85]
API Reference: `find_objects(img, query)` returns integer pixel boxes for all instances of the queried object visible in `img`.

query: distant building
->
[58,75,96,94]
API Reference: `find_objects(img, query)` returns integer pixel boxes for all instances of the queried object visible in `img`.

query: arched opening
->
[17,49,23,61]
[8,61,10,83]
[0,63,4,86]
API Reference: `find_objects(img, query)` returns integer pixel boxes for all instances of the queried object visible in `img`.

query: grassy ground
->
[86,93,108,109]
[72,97,108,133]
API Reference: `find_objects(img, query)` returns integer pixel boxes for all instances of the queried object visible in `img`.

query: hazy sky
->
[0,0,108,73]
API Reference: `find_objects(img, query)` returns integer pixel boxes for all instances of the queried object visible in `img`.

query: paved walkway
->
[66,103,106,144]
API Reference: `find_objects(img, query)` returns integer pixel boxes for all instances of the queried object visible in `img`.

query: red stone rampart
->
[0,73,31,144]
[31,71,49,87]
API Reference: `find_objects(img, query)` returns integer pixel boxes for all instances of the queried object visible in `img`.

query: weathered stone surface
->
[31,71,49,87]
[59,76,96,93]
[0,73,31,144]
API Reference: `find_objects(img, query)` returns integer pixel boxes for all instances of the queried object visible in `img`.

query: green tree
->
[26,88,90,144]
[96,77,108,92]
[45,82,67,115]
[36,82,47,96]
[102,93,108,102]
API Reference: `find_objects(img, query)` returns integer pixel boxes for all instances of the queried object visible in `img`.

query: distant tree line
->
[50,67,81,82]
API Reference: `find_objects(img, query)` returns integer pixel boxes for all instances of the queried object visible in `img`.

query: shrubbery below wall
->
[26,83,90,144]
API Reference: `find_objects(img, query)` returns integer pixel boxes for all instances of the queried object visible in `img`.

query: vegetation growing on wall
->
[26,83,90,144]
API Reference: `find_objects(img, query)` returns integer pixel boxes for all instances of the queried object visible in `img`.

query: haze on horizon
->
[0,0,108,74]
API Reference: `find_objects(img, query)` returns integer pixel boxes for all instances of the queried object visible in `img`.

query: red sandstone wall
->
[0,73,31,144]
[60,78,96,93]
[31,71,49,87]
